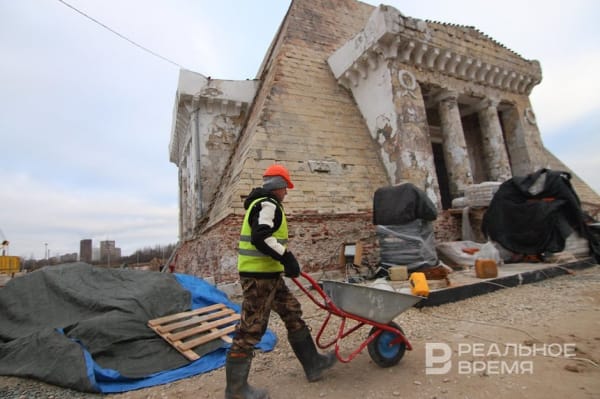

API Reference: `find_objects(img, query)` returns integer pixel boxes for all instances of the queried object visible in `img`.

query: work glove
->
[281,250,300,278]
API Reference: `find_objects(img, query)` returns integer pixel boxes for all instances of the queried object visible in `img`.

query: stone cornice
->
[169,70,258,165]
[190,95,247,116]
[328,5,542,95]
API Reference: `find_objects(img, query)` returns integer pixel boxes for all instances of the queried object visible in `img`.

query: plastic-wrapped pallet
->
[377,219,438,271]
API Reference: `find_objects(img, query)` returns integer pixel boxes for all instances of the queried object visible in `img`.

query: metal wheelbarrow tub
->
[321,280,423,324]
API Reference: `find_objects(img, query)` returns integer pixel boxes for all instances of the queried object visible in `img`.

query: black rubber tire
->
[367,321,406,367]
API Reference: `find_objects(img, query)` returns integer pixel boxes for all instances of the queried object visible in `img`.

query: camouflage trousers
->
[230,274,306,354]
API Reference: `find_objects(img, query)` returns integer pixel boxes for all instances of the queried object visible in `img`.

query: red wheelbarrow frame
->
[291,272,413,364]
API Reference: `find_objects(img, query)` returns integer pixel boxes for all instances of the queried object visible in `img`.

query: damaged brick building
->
[168,0,600,283]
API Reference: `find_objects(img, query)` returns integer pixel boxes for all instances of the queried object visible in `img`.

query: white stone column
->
[500,103,547,176]
[477,98,512,181]
[437,91,473,198]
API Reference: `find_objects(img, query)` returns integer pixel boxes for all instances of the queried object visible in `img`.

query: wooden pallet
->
[148,303,240,361]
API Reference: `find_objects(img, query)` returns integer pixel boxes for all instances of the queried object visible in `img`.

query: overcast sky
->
[1,0,599,260]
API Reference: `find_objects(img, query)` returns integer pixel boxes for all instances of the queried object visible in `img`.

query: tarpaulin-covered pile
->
[0,263,275,393]
[482,169,600,262]
[373,183,438,270]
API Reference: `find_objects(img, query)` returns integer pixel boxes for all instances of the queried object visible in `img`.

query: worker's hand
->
[281,250,300,278]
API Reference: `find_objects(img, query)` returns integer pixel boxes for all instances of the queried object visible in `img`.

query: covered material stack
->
[0,263,275,393]
[482,169,600,262]
[373,183,438,271]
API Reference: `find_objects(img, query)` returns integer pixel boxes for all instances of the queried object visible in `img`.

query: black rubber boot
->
[224,353,270,399]
[288,326,337,382]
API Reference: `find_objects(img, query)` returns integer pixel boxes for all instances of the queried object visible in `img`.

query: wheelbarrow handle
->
[291,271,342,314]
[290,271,317,292]
[295,271,317,285]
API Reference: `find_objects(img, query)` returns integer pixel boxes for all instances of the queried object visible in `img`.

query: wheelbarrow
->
[291,272,424,367]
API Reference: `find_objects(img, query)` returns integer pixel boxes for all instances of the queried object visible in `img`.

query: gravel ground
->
[1,263,599,398]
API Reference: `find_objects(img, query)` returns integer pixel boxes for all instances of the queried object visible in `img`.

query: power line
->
[56,0,186,69]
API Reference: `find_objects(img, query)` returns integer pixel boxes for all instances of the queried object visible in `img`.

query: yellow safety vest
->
[238,197,288,273]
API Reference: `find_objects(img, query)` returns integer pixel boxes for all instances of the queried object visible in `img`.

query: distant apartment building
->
[79,239,92,263]
[100,240,121,264]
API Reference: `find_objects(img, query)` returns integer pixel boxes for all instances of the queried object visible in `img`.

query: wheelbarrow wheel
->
[367,321,406,368]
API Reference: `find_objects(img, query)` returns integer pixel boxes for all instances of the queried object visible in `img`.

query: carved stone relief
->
[398,69,417,98]
[524,107,537,125]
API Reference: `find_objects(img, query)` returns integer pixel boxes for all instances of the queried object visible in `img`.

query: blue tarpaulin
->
[88,273,277,393]
[0,264,277,393]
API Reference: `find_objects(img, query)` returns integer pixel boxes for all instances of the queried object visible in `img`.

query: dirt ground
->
[2,264,599,399]
[110,264,600,399]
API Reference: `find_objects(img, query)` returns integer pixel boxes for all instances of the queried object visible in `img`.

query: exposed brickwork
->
[287,212,379,271]
[174,211,381,283]
[434,211,462,243]
[175,214,243,283]
[435,209,490,244]
[173,205,489,284]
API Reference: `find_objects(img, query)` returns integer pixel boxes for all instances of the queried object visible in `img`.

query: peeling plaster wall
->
[169,70,258,239]
[501,106,532,177]
[512,99,548,172]
[196,111,247,217]
[351,63,398,185]
[390,67,439,203]
[337,52,439,205]
[177,124,197,240]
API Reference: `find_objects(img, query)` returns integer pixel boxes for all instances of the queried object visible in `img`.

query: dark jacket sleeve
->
[249,199,285,261]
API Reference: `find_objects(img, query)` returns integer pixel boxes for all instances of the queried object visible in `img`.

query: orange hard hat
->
[263,164,294,189]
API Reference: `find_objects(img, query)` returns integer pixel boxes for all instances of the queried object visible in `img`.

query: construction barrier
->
[0,256,21,274]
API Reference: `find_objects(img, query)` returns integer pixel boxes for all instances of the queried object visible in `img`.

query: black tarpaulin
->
[481,169,600,261]
[373,183,437,225]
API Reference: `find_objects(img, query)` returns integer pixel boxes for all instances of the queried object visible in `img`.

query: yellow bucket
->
[409,272,429,297]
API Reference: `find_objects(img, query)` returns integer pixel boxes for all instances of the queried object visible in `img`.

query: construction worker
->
[225,164,336,399]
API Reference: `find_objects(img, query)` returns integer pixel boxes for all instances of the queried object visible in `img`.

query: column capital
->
[475,97,500,112]
[434,89,458,104]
